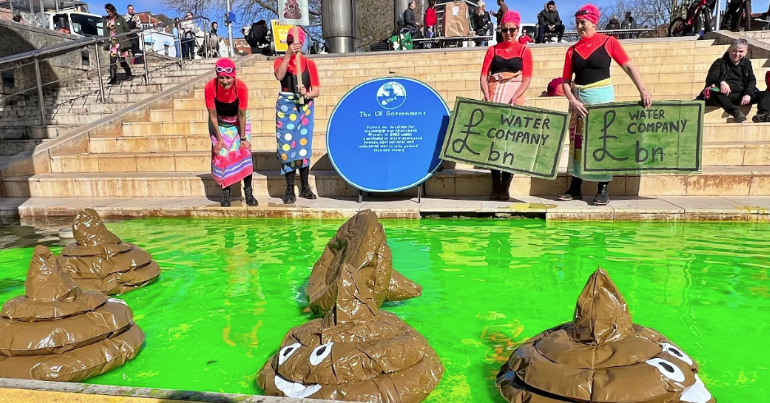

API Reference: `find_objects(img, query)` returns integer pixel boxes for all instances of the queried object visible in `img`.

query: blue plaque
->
[326,77,450,192]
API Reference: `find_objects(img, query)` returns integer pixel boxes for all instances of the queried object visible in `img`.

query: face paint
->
[497,269,716,403]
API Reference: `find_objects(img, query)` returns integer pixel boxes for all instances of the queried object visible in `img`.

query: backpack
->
[547,77,564,97]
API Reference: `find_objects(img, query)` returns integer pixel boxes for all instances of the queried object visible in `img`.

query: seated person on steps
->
[699,38,770,123]
[537,1,564,43]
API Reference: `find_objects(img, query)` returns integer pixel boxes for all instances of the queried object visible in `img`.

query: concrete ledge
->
[0,378,339,403]
[1,196,769,225]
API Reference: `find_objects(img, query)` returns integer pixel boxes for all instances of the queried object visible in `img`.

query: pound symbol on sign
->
[452,108,483,156]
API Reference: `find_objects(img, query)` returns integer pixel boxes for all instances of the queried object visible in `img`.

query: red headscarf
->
[215,57,236,77]
[502,10,521,27]
[287,26,306,44]
[575,4,600,25]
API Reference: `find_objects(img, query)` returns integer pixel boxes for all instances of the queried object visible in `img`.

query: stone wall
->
[0,19,99,98]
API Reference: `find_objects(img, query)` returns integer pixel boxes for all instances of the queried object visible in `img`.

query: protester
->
[699,38,770,123]
[12,15,23,23]
[518,31,534,45]
[480,10,533,201]
[205,58,257,207]
[560,4,651,205]
[104,3,133,85]
[472,1,494,46]
[124,5,141,61]
[537,1,565,43]
[210,21,218,36]
[273,28,320,204]
[179,11,198,60]
[494,0,509,42]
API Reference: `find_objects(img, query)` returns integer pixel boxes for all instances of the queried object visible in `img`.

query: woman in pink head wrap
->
[273,26,320,204]
[204,57,256,207]
[479,10,533,201]
[558,4,652,205]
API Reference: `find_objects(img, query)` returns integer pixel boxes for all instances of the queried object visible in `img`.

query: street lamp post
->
[225,0,235,56]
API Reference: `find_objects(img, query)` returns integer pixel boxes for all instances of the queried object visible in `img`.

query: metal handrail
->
[0,15,210,66]
[0,15,215,127]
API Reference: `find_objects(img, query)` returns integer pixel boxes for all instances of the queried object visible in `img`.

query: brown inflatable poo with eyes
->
[307,210,421,315]
[58,208,160,295]
[257,262,444,402]
[497,268,715,403]
[0,246,144,382]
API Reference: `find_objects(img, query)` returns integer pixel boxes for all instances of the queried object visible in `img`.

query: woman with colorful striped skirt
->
[206,58,257,207]
[273,27,320,205]
[559,4,652,205]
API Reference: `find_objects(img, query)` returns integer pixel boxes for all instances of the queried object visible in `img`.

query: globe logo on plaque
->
[376,82,407,110]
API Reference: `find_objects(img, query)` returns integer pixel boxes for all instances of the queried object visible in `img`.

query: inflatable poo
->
[496,269,715,403]
[58,208,160,295]
[258,262,444,402]
[307,210,421,315]
[0,246,145,382]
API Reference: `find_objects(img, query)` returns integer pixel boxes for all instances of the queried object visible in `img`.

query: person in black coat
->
[403,1,418,35]
[700,39,770,123]
[537,1,564,42]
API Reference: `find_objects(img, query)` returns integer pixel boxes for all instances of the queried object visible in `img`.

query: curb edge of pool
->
[0,378,343,403]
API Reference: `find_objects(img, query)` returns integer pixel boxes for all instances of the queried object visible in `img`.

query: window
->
[70,14,102,36]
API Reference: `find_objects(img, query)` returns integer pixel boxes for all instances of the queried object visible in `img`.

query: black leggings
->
[223,174,253,192]
[285,166,309,187]
[490,169,512,183]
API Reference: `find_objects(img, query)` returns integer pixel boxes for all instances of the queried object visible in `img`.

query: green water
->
[0,219,768,402]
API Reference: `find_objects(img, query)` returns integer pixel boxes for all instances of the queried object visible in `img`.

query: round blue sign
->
[326,77,450,193]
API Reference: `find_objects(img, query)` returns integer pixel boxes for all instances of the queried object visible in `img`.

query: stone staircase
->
[2,37,769,199]
[0,59,217,163]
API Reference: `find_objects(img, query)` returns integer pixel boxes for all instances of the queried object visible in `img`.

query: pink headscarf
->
[287,27,306,44]
[215,58,236,77]
[501,10,521,27]
[575,4,600,25]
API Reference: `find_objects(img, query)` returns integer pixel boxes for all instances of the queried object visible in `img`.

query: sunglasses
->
[575,9,595,17]
[216,67,234,74]
[501,27,518,33]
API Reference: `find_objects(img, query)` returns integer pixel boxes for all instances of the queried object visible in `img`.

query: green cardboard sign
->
[440,97,569,179]
[582,101,704,174]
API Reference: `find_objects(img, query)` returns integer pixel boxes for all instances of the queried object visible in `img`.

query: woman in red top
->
[480,10,533,201]
[274,28,320,205]
[424,0,437,38]
[559,4,651,205]
[205,58,256,207]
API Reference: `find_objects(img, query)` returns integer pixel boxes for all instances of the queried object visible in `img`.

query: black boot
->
[283,184,296,205]
[498,177,512,201]
[300,184,317,199]
[559,177,583,200]
[593,182,610,205]
[221,187,231,207]
[244,186,258,206]
[489,179,501,200]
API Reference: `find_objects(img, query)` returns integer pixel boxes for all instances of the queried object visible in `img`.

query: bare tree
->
[565,0,690,34]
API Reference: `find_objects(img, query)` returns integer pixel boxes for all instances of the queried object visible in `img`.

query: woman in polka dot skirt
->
[273,27,320,204]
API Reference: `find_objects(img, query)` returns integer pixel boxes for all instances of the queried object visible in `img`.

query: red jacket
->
[518,35,534,45]
[425,7,437,27]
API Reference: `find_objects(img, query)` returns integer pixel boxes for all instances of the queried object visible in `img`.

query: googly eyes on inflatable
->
[279,342,302,365]
[310,342,333,366]
[646,358,686,383]
[662,342,694,366]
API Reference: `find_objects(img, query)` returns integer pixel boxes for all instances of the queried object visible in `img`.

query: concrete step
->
[50,150,331,173]
[5,165,769,198]
[87,134,327,154]
[62,137,770,174]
